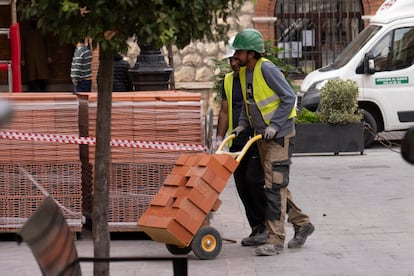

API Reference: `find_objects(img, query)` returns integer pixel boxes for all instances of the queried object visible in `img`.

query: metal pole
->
[11,0,17,25]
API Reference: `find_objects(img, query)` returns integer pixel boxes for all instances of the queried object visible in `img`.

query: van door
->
[361,26,414,131]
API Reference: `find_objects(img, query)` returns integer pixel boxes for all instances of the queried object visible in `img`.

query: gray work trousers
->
[257,129,311,246]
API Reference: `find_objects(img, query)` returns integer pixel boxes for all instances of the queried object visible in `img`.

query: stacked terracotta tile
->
[77,91,206,231]
[138,153,238,247]
[0,93,83,233]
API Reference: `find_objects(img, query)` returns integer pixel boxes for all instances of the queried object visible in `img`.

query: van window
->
[371,32,392,71]
[371,27,414,72]
[322,25,381,72]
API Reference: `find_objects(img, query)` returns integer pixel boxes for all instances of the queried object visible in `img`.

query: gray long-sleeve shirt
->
[70,45,92,81]
[238,59,296,138]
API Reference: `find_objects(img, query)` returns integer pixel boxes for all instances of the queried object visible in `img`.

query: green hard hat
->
[232,29,264,53]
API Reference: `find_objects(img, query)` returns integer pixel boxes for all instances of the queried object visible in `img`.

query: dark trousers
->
[28,80,47,92]
[231,143,266,229]
[74,79,92,93]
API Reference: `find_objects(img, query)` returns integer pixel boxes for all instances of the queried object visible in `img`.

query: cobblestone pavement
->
[1,140,414,276]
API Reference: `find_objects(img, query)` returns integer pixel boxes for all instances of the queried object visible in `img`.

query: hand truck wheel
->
[191,226,222,260]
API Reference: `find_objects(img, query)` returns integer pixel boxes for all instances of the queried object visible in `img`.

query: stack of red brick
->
[0,91,206,233]
[138,152,238,247]
[0,93,83,233]
[77,91,205,231]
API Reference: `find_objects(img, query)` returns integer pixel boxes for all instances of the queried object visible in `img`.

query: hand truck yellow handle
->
[215,134,262,163]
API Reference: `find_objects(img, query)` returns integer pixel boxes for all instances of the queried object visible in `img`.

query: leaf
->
[319,79,363,124]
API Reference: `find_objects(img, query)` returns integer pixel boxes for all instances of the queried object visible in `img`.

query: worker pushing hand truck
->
[137,134,262,260]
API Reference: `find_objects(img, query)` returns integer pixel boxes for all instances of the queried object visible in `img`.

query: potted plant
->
[294,79,364,154]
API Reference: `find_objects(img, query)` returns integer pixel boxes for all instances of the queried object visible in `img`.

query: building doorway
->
[20,19,74,92]
[0,5,73,92]
[275,0,364,76]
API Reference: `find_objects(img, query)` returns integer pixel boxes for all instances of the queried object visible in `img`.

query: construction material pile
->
[0,93,82,232]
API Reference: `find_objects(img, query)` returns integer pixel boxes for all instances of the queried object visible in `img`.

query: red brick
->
[163,174,188,186]
[173,198,207,234]
[186,178,220,213]
[213,167,233,182]
[170,165,191,176]
[138,197,206,245]
[211,199,222,212]
[185,167,229,193]
[213,154,239,173]
[138,220,193,247]
[173,186,191,199]
[184,175,199,188]
[156,186,178,197]
[209,175,228,194]
[175,154,191,165]
[137,212,151,225]
[137,212,171,228]
[183,154,203,166]
[175,208,202,235]
[186,184,206,208]
[188,166,216,184]
[142,205,175,218]
[198,154,234,180]
[150,193,174,207]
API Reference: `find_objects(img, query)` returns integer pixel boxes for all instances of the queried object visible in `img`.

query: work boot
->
[287,222,315,248]
[241,224,267,246]
[255,244,284,256]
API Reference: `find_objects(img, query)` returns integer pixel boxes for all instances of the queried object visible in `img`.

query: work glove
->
[264,126,277,140]
[212,136,223,152]
[231,126,246,137]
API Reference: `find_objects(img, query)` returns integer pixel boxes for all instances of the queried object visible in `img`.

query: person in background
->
[113,53,133,92]
[21,19,52,92]
[70,38,92,93]
[231,29,314,256]
[214,38,267,246]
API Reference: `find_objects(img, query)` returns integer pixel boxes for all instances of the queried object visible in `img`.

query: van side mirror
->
[363,52,376,74]
[401,127,414,165]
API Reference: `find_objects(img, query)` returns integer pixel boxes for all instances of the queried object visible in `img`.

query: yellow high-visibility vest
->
[239,58,296,126]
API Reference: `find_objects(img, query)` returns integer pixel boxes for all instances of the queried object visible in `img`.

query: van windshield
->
[320,25,382,71]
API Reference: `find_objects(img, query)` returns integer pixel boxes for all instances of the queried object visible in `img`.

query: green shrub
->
[319,79,363,124]
[296,108,321,124]
[210,57,231,104]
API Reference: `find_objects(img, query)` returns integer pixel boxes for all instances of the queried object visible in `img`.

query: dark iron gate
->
[275,0,364,77]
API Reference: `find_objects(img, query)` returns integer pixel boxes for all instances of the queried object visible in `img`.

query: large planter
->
[293,122,364,154]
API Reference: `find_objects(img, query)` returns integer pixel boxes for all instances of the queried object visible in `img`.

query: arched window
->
[275,0,363,76]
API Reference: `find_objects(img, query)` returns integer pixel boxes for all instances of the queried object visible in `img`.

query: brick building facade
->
[254,0,385,41]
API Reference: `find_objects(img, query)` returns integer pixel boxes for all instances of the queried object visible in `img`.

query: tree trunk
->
[92,46,113,276]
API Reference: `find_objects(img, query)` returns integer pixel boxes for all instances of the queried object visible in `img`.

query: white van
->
[299,0,414,147]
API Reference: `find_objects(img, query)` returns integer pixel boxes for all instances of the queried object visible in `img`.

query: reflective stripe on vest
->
[239,58,296,125]
[224,72,234,147]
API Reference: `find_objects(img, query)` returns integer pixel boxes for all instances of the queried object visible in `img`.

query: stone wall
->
[119,0,384,117]
[123,0,384,86]
[125,1,254,84]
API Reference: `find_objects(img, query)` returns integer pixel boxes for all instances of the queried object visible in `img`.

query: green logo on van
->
[376,77,409,85]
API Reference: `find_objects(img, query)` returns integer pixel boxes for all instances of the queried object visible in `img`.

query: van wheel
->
[363,110,377,148]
